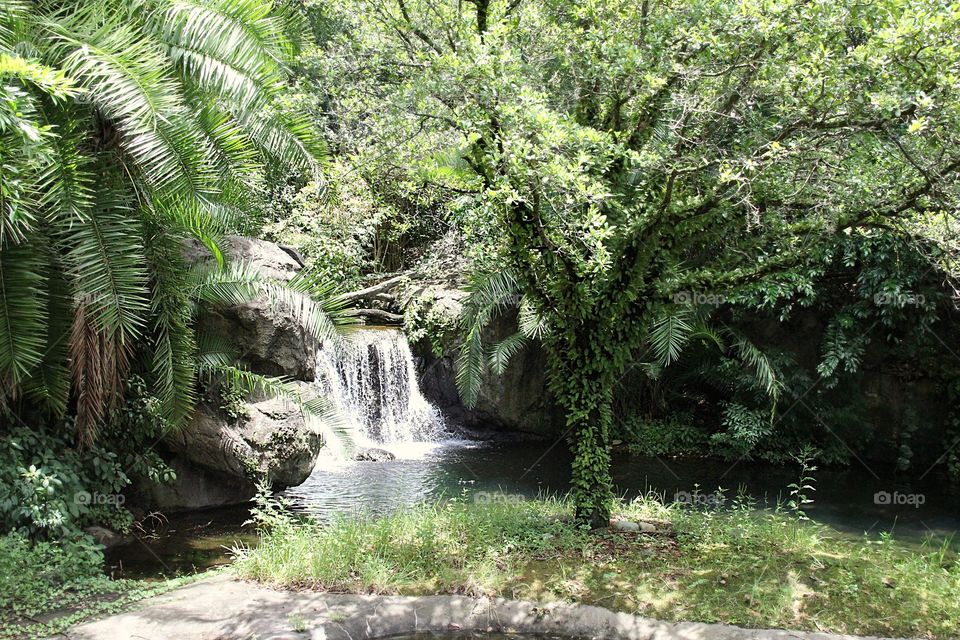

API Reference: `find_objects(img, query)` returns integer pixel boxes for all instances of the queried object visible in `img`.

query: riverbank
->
[234,496,959,639]
[0,534,210,639]
[8,494,957,639]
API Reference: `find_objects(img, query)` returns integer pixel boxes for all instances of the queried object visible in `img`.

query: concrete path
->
[57,574,905,640]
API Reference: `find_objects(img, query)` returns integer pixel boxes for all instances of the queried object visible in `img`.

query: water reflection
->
[112,441,960,579]
[284,441,960,544]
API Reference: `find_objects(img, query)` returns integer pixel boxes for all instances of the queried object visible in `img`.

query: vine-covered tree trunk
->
[547,334,616,528]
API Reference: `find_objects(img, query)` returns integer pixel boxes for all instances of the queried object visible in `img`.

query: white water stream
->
[316,328,447,458]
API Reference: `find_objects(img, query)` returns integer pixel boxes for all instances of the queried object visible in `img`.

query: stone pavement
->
[58,574,908,640]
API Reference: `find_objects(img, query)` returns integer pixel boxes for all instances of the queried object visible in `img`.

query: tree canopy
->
[308,0,960,524]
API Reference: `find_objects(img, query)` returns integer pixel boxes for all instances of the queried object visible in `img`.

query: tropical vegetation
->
[2,0,960,636]
[0,0,339,446]
[299,0,960,524]
[235,491,960,639]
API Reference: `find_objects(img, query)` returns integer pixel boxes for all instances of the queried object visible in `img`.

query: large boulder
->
[186,236,318,380]
[148,383,324,510]
[183,235,303,282]
[138,236,326,511]
[412,300,560,437]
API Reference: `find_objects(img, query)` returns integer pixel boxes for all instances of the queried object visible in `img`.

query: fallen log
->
[351,308,404,324]
[336,274,408,305]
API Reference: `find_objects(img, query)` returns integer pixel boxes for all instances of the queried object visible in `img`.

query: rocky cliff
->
[141,237,328,510]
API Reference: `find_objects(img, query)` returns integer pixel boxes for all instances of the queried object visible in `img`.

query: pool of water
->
[285,440,960,539]
[107,440,960,578]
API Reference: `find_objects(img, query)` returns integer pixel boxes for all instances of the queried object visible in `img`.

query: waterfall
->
[317,328,445,446]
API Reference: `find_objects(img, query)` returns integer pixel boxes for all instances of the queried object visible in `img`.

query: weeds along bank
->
[234,493,960,640]
[0,534,209,639]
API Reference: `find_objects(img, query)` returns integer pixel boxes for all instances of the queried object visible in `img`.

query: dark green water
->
[106,441,960,578]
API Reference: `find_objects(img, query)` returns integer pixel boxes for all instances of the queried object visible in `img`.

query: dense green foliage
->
[3,1,960,634]
[0,378,172,538]
[0,5,360,622]
[299,0,960,522]
[601,230,960,467]
[236,492,960,638]
[0,533,207,638]
[0,0,336,446]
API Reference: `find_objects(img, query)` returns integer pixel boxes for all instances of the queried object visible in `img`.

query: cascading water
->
[316,327,446,448]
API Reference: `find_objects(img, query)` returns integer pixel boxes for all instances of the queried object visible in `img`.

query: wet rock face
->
[404,294,560,438]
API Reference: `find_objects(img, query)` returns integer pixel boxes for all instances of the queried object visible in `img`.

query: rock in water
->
[353,447,398,462]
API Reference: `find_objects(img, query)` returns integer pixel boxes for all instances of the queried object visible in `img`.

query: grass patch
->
[234,494,959,639]
[0,533,211,639]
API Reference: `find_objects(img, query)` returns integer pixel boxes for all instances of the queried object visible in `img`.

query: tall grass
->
[234,494,583,593]
[233,492,960,638]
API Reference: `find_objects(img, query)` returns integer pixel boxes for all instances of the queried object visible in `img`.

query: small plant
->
[288,612,308,632]
[327,610,348,624]
[786,445,818,520]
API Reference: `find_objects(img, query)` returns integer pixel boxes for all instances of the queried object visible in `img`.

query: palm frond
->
[455,269,523,407]
[152,0,289,106]
[59,185,150,342]
[188,260,350,346]
[50,14,216,199]
[649,309,694,366]
[456,325,486,408]
[198,361,352,449]
[0,242,48,387]
[21,244,71,416]
[489,331,526,375]
[729,332,781,401]
[195,328,237,368]
[144,224,198,426]
[518,296,549,339]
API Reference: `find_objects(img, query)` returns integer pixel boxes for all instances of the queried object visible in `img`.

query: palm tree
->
[0,0,338,445]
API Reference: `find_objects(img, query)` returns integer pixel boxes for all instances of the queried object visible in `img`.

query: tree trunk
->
[569,403,614,528]
[547,337,615,528]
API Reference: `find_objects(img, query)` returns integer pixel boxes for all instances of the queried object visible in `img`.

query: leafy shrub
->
[0,378,174,538]
[403,295,460,357]
[0,533,104,614]
[619,414,706,457]
[264,161,404,286]
[710,403,774,459]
